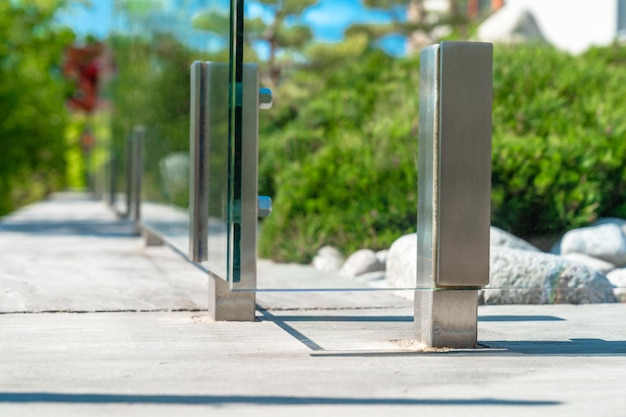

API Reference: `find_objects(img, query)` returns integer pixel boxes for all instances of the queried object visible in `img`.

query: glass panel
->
[205,64,231,280]
[107,0,233,261]
[228,0,247,287]
[189,61,231,280]
[228,1,624,304]
[229,63,260,290]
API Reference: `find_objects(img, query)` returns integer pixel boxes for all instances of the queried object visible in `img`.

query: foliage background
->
[5,1,626,268]
[0,1,74,215]
[258,43,626,262]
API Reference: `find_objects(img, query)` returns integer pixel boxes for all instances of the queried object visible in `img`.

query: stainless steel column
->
[108,150,116,207]
[131,125,144,234]
[415,42,493,348]
[123,135,133,218]
[189,61,210,263]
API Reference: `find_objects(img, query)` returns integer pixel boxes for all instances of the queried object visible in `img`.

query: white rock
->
[339,249,384,277]
[386,234,417,289]
[553,218,626,254]
[484,247,617,304]
[593,217,626,232]
[561,223,626,266]
[562,253,616,274]
[385,230,617,304]
[311,246,344,273]
[375,249,389,266]
[490,226,540,252]
[606,269,626,302]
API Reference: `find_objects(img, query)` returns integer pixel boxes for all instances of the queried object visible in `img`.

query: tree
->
[194,0,316,87]
[344,0,407,47]
[350,0,481,55]
[251,0,316,86]
[0,0,75,214]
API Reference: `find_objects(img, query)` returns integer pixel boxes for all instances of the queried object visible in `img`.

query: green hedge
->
[0,2,73,215]
[259,51,419,262]
[491,44,626,237]
[258,43,626,263]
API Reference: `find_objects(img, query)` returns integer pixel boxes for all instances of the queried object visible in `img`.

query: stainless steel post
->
[131,126,144,233]
[123,135,133,218]
[108,150,116,207]
[189,61,210,263]
[415,42,493,348]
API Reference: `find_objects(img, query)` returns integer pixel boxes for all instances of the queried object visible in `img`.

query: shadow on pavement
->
[311,339,626,357]
[0,219,136,238]
[484,339,626,356]
[258,311,625,357]
[478,315,566,322]
[0,392,560,407]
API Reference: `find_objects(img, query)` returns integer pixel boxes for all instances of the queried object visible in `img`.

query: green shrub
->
[259,51,419,262]
[0,2,73,214]
[258,43,626,262]
[261,135,418,263]
[491,132,626,237]
[491,44,626,239]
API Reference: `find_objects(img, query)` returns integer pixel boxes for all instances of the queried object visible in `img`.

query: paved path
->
[1,193,625,416]
[0,193,207,313]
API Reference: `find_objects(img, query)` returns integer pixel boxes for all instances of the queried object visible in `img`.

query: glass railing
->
[98,1,624,305]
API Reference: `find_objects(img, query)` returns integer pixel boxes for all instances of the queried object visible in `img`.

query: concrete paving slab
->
[0,194,208,313]
[1,306,625,417]
[1,193,626,416]
[0,193,415,314]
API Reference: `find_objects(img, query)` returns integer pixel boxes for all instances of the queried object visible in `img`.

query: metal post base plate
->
[143,229,164,247]
[414,290,478,348]
[208,275,256,322]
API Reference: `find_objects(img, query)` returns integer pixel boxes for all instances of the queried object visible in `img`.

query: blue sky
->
[56,0,406,56]
[245,0,401,42]
[56,0,114,39]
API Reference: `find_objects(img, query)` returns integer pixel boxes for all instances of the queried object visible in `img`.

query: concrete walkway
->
[1,193,625,416]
